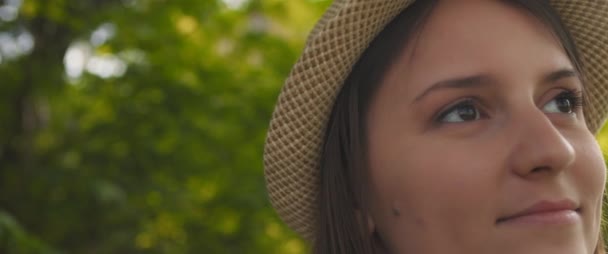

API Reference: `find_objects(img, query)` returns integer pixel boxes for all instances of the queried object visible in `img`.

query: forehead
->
[381,0,572,95]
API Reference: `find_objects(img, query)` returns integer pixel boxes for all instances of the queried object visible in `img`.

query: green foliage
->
[0,0,330,253]
[0,210,60,254]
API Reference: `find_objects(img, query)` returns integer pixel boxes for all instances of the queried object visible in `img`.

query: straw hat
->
[263,0,608,241]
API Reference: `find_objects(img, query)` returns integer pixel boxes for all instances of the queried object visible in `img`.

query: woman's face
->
[365,1,606,254]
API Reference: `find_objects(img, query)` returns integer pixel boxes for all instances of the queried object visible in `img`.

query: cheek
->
[572,136,606,220]
[564,133,606,252]
[367,135,500,241]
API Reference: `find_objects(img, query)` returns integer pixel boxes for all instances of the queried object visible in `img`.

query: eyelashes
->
[540,88,583,114]
[557,89,584,109]
[432,88,585,125]
[434,98,485,124]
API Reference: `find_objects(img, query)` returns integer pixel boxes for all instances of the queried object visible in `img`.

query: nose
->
[506,110,576,178]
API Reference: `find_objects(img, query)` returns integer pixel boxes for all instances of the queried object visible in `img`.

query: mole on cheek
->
[392,200,426,227]
[391,201,402,217]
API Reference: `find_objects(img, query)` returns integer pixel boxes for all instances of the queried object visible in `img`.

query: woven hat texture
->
[264,0,608,241]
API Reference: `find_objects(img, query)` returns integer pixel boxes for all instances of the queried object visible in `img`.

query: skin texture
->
[365,1,606,253]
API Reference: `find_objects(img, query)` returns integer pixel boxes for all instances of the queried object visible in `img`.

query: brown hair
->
[314,0,606,253]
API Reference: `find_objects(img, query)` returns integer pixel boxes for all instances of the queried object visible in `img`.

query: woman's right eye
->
[437,100,481,123]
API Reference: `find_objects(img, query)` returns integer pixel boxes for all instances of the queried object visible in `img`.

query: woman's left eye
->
[542,90,583,114]
[437,99,482,123]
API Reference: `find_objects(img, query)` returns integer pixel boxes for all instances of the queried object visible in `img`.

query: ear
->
[366,213,376,234]
[357,210,391,253]
[355,209,376,234]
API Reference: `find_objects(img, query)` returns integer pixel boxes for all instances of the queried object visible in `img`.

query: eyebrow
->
[543,68,579,84]
[412,68,580,104]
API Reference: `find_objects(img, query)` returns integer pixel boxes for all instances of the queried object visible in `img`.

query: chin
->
[511,241,592,254]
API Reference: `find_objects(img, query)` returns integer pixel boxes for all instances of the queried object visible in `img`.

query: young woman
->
[264,0,608,253]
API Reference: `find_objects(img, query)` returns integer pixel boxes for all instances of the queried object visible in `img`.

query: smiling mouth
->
[496,208,581,225]
[496,200,582,225]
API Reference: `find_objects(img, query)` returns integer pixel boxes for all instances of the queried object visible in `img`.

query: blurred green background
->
[0,0,607,253]
[0,0,330,253]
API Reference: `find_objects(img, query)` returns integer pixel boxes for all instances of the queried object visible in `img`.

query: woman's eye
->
[542,90,583,114]
[438,101,481,123]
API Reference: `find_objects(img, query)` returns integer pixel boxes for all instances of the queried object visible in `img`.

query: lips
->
[497,199,580,224]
